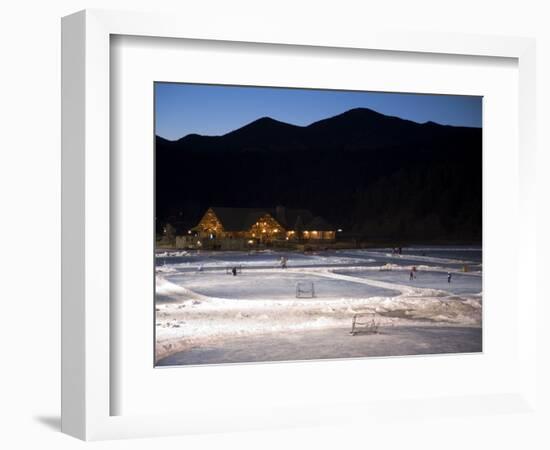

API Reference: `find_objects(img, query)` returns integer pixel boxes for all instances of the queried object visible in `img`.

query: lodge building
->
[192,206,335,243]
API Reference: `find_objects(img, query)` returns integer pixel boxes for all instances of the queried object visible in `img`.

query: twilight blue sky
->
[155,83,482,141]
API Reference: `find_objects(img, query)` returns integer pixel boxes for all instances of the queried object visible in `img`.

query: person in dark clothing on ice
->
[232,266,237,276]
[447,272,452,283]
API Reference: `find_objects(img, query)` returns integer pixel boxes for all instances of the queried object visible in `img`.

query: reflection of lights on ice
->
[337,229,343,232]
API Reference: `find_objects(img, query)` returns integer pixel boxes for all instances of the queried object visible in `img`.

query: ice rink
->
[164,270,401,300]
[335,269,482,296]
[155,246,482,365]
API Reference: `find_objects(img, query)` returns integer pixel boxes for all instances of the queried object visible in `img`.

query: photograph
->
[154,83,483,366]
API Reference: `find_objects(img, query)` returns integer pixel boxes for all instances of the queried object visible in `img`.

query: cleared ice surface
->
[400,246,482,263]
[155,247,481,272]
[164,270,400,300]
[335,269,482,295]
[336,249,481,270]
[155,246,481,263]
[155,246,483,364]
[156,250,376,271]
[157,326,482,366]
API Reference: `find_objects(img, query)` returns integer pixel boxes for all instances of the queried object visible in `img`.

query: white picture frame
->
[61,9,537,441]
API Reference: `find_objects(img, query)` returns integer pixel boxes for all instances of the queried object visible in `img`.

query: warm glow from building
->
[193,208,336,244]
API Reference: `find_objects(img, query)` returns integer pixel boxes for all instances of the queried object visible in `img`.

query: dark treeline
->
[155,108,481,242]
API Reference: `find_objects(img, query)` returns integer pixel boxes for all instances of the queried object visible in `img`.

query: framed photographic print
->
[153,83,483,367]
[62,9,538,441]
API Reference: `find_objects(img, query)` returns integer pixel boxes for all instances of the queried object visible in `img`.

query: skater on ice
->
[447,272,452,283]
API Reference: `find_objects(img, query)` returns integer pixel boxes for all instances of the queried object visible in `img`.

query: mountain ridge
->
[163,107,479,143]
[155,106,482,241]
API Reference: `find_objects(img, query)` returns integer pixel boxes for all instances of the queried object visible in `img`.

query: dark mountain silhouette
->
[156,107,481,242]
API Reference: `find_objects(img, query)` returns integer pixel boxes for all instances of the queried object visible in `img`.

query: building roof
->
[281,209,314,230]
[205,206,334,232]
[305,216,334,231]
[209,207,269,232]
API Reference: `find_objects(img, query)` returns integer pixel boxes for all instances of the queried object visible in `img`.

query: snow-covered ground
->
[155,246,482,365]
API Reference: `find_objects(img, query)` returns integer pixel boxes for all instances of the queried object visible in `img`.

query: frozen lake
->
[164,270,400,300]
[401,247,482,263]
[155,245,483,365]
[335,269,482,295]
[157,326,482,366]
[155,246,481,271]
